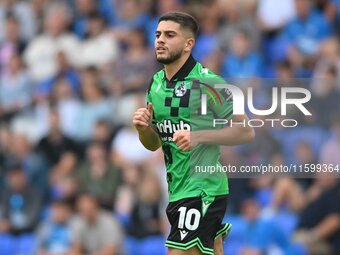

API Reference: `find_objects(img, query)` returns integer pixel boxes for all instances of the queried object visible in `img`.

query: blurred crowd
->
[0,0,339,255]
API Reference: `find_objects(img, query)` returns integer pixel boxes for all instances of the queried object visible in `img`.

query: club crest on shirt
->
[175,82,187,97]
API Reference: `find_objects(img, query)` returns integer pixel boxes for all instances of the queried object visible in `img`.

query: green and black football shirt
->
[147,55,233,202]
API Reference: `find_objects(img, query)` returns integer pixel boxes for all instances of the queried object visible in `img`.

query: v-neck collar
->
[163,54,197,82]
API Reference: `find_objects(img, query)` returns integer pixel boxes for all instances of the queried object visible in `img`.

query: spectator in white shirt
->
[24,2,79,82]
[0,0,37,43]
[257,0,296,31]
[0,53,32,121]
[78,12,119,69]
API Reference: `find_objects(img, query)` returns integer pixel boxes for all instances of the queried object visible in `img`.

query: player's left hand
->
[173,130,199,151]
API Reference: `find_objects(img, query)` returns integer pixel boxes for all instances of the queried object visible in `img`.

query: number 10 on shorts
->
[178,207,201,231]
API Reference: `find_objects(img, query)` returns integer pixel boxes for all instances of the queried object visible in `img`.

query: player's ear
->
[184,38,195,53]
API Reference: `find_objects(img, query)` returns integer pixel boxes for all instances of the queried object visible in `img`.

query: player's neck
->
[164,53,190,81]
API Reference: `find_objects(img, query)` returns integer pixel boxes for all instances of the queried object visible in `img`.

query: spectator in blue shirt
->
[37,200,73,255]
[73,68,113,141]
[221,31,262,78]
[73,0,117,38]
[283,0,332,56]
[110,0,148,30]
[36,51,80,99]
[323,0,340,32]
[110,0,149,45]
[0,162,42,235]
[238,198,294,255]
[73,0,99,38]
[192,14,219,63]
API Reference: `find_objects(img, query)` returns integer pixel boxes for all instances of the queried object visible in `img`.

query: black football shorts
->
[165,195,231,255]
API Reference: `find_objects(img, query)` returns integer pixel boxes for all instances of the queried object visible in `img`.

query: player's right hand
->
[132,103,153,131]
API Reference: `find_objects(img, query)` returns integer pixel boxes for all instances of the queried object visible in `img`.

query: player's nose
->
[156,34,166,44]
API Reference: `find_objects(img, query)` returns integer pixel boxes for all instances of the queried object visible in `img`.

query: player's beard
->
[156,48,183,64]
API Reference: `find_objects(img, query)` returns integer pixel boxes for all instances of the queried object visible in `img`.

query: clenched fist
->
[173,130,199,151]
[133,103,154,132]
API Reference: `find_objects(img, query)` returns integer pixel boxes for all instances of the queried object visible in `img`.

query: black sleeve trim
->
[147,77,154,96]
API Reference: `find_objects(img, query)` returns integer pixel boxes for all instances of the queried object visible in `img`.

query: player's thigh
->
[167,237,224,255]
[214,236,224,255]
[168,246,202,255]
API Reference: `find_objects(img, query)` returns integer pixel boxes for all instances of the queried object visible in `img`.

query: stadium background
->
[0,0,339,254]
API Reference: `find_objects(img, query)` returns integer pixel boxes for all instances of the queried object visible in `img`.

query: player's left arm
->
[195,113,254,145]
[173,114,255,151]
[173,76,255,150]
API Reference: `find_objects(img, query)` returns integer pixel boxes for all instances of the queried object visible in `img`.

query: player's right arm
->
[133,103,161,151]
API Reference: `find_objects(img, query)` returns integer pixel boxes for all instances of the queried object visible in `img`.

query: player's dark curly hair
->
[158,11,199,37]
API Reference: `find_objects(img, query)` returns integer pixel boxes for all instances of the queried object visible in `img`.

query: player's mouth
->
[156,46,167,53]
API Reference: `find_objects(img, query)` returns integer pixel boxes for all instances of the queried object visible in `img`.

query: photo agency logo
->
[199,81,312,128]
